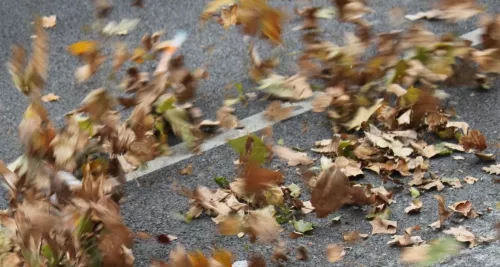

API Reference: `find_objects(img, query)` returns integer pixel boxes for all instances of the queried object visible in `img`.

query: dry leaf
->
[135,231,152,240]
[483,164,500,175]
[459,129,487,152]
[220,4,238,29]
[344,99,384,130]
[404,199,423,214]
[264,101,294,121]
[41,93,60,102]
[444,226,477,248]
[397,109,411,125]
[430,195,451,229]
[272,145,313,166]
[449,201,479,218]
[370,217,397,235]
[180,164,193,175]
[387,226,424,247]
[463,176,478,184]
[42,15,56,28]
[67,41,98,56]
[326,244,345,263]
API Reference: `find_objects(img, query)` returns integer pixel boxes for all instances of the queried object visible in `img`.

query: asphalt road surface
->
[0,0,499,266]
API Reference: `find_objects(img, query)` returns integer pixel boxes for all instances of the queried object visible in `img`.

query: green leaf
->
[277,138,285,145]
[223,98,240,107]
[292,220,313,233]
[275,206,293,224]
[287,183,301,198]
[214,176,230,189]
[420,237,460,266]
[399,87,421,107]
[227,134,269,164]
[435,143,453,156]
[496,201,500,210]
[41,244,58,267]
[331,215,342,223]
[163,108,196,149]
[366,207,391,220]
[409,187,420,199]
[155,95,176,114]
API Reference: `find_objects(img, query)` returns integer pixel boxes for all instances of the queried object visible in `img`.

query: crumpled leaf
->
[388,226,424,246]
[369,217,397,235]
[311,160,375,217]
[219,4,238,29]
[459,129,487,152]
[286,183,301,198]
[429,195,451,229]
[404,199,423,214]
[444,226,477,248]
[448,201,479,218]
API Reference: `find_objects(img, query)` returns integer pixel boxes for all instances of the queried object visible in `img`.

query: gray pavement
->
[1,0,499,266]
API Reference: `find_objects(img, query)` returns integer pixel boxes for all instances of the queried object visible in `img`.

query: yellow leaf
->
[201,0,236,20]
[211,249,233,267]
[67,41,98,56]
[131,47,146,64]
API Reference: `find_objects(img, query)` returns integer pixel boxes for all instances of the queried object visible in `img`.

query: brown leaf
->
[459,129,487,152]
[444,226,477,248]
[431,195,451,229]
[449,201,479,218]
[135,231,152,240]
[217,106,239,129]
[312,93,333,112]
[343,231,368,243]
[463,176,478,184]
[272,145,313,166]
[311,165,350,217]
[42,15,56,28]
[220,4,238,29]
[404,199,423,214]
[41,93,60,102]
[242,162,283,195]
[264,101,293,121]
[387,226,424,247]
[326,244,345,263]
[237,0,284,45]
[369,217,397,235]
[245,206,281,244]
[179,164,193,175]
[296,246,309,261]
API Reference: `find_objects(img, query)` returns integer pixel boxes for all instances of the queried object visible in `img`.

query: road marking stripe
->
[126,99,313,181]
[125,27,485,181]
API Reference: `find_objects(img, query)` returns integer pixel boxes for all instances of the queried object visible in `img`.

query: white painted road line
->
[126,99,313,181]
[460,28,484,46]
[125,27,485,182]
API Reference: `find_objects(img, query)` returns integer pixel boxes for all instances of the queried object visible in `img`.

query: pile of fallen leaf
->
[0,0,500,266]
